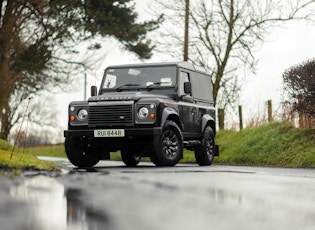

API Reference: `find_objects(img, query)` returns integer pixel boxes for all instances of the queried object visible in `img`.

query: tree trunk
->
[0,0,20,140]
[218,108,225,130]
[0,50,13,140]
[0,100,13,140]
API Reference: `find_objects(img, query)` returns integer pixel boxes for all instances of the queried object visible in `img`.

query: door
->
[178,71,199,138]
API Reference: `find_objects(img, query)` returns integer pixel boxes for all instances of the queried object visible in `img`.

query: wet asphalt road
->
[1,158,315,230]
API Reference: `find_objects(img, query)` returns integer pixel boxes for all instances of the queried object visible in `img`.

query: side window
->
[190,72,213,102]
[179,71,190,96]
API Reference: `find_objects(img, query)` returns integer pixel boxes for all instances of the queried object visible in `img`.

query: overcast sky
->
[54,0,315,140]
[242,20,315,105]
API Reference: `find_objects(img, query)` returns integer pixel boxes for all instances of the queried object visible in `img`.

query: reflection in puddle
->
[210,189,243,205]
[69,167,111,175]
[10,176,110,230]
[208,188,266,211]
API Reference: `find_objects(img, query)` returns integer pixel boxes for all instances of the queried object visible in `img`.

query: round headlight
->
[77,109,88,121]
[138,107,149,119]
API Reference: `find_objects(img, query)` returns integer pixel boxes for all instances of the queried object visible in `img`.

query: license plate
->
[94,129,125,137]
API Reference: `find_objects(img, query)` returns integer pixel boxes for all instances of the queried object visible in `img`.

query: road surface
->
[1,159,315,230]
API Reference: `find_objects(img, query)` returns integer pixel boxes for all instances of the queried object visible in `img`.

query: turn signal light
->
[70,115,75,121]
[150,113,155,119]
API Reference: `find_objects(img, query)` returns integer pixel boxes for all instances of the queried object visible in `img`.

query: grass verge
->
[217,122,315,167]
[182,121,315,167]
[6,121,314,168]
[0,140,60,172]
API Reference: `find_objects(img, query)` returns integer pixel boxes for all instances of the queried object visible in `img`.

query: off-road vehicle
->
[64,62,219,167]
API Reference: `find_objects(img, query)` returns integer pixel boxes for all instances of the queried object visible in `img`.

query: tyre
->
[64,137,101,167]
[194,126,215,166]
[150,120,183,166]
[121,148,141,167]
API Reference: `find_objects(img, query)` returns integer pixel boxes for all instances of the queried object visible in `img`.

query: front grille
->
[88,102,133,127]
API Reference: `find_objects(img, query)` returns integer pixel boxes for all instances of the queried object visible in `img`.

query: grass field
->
[2,121,315,169]
[23,144,66,158]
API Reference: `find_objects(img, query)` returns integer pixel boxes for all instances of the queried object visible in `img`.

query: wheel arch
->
[201,114,216,136]
[161,107,181,129]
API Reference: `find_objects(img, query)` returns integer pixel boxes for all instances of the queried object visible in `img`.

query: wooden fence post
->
[267,100,273,122]
[238,105,243,130]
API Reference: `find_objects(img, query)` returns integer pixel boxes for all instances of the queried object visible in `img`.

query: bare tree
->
[6,93,62,147]
[150,0,315,110]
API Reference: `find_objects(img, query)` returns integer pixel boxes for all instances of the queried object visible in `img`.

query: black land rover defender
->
[64,62,219,167]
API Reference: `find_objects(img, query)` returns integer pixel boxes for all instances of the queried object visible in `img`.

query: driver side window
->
[179,72,190,96]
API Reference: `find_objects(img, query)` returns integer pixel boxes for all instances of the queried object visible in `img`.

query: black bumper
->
[64,127,162,138]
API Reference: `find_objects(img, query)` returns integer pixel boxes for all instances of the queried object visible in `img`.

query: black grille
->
[88,103,133,127]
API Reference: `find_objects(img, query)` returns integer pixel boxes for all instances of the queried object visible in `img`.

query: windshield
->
[101,66,177,90]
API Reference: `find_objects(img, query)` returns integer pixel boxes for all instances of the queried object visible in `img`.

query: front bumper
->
[64,127,162,137]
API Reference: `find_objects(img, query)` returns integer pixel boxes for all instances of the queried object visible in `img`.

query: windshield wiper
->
[146,82,162,90]
[116,84,140,92]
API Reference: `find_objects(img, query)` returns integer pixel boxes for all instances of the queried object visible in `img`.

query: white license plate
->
[94,129,125,137]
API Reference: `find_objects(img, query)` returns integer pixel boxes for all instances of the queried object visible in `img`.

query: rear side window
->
[190,73,213,102]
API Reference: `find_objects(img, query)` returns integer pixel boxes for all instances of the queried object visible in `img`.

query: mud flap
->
[214,145,219,156]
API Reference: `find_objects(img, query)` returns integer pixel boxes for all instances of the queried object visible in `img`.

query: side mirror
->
[184,82,191,94]
[91,86,98,96]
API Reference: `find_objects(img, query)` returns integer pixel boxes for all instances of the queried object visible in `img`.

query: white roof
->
[106,61,209,74]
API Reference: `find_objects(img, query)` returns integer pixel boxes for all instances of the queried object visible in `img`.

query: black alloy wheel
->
[65,137,101,167]
[194,126,215,166]
[150,120,183,166]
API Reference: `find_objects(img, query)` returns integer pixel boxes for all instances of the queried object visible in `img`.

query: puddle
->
[10,175,110,230]
[69,167,110,175]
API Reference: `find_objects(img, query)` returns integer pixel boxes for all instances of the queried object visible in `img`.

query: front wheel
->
[64,137,101,167]
[194,126,215,166]
[150,120,183,166]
